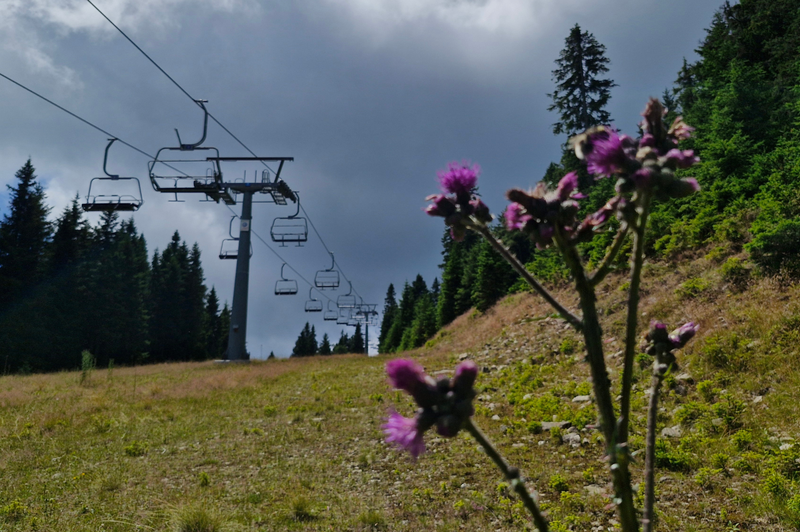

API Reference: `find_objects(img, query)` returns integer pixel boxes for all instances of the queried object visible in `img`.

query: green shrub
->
[291,496,316,522]
[731,429,753,451]
[711,453,729,470]
[80,350,95,386]
[654,439,694,472]
[696,380,717,403]
[124,441,148,457]
[700,332,748,371]
[0,500,28,521]
[527,421,543,434]
[732,451,761,473]
[762,470,789,499]
[675,277,710,299]
[719,257,750,288]
[712,395,746,431]
[198,471,210,487]
[674,401,710,426]
[747,218,800,276]
[549,474,569,493]
[694,467,721,490]
[357,510,386,530]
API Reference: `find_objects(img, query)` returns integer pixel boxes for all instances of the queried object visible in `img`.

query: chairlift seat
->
[270,217,308,245]
[315,270,340,289]
[82,196,142,212]
[305,299,323,312]
[275,280,298,295]
[324,309,338,321]
[337,294,356,309]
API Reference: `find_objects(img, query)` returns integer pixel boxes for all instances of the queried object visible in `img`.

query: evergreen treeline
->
[380,2,800,351]
[0,160,229,373]
[378,224,534,353]
[644,0,800,276]
[291,322,364,356]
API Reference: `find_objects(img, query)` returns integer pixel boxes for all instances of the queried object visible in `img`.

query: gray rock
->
[661,425,682,438]
[491,415,501,421]
[541,421,571,431]
[572,395,592,403]
[563,433,581,447]
[584,484,604,496]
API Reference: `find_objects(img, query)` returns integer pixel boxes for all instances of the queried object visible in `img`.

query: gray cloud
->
[0,0,722,356]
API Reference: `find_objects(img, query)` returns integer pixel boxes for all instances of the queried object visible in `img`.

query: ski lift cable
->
[0,71,192,180]
[84,0,278,176]
[299,203,363,301]
[85,1,370,307]
[224,204,334,305]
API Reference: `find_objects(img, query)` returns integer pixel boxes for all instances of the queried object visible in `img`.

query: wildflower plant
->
[384,98,701,532]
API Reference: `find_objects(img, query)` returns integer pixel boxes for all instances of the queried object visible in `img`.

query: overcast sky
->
[0,0,723,357]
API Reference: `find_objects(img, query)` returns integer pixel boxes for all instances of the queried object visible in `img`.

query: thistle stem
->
[619,193,651,445]
[642,368,665,532]
[464,418,548,532]
[555,233,639,532]
[473,223,583,331]
[589,222,630,287]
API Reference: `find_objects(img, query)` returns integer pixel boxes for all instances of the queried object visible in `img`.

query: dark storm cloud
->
[0,0,722,355]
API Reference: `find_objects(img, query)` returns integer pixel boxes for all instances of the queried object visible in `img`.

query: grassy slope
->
[1,254,799,531]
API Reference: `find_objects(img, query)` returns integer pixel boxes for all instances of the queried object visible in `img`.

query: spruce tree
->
[0,159,51,301]
[333,331,350,354]
[349,323,365,354]
[548,24,615,137]
[378,284,398,353]
[319,333,332,355]
[205,287,222,358]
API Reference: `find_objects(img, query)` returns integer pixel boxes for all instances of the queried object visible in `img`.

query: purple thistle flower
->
[585,130,629,177]
[425,194,456,218]
[663,149,699,169]
[438,161,480,195]
[646,320,670,344]
[504,203,532,231]
[386,359,437,408]
[469,198,492,223]
[668,116,694,140]
[383,411,426,459]
[640,133,656,148]
[555,171,579,201]
[452,360,478,396]
[669,322,699,349]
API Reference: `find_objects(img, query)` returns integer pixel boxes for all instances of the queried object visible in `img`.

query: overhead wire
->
[84,0,369,306]
[0,70,337,315]
[0,71,190,179]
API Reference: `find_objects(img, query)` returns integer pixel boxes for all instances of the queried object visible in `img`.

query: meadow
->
[1,252,800,531]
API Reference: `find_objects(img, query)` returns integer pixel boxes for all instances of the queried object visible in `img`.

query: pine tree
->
[0,159,51,301]
[378,284,398,353]
[205,286,223,358]
[547,24,615,137]
[219,302,231,356]
[319,333,332,355]
[292,322,318,357]
[333,331,350,354]
[349,323,365,354]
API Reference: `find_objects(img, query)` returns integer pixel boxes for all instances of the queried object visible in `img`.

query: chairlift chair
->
[337,281,356,309]
[274,264,298,295]
[218,217,253,259]
[315,252,340,289]
[304,287,323,313]
[147,100,228,203]
[82,138,144,212]
[324,301,339,321]
[336,312,350,325]
[270,192,308,247]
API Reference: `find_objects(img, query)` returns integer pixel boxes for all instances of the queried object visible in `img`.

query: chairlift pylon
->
[337,281,356,309]
[82,138,144,212]
[275,263,298,296]
[324,301,338,321]
[270,192,308,247]
[315,252,340,289]
[304,287,323,313]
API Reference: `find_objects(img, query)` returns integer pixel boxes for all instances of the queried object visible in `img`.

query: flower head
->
[662,149,699,170]
[383,411,426,459]
[425,194,456,218]
[668,116,694,141]
[438,161,480,196]
[583,130,630,177]
[504,202,532,231]
[383,358,478,459]
[669,322,699,349]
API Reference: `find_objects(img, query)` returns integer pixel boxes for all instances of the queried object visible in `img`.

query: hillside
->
[1,252,799,531]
